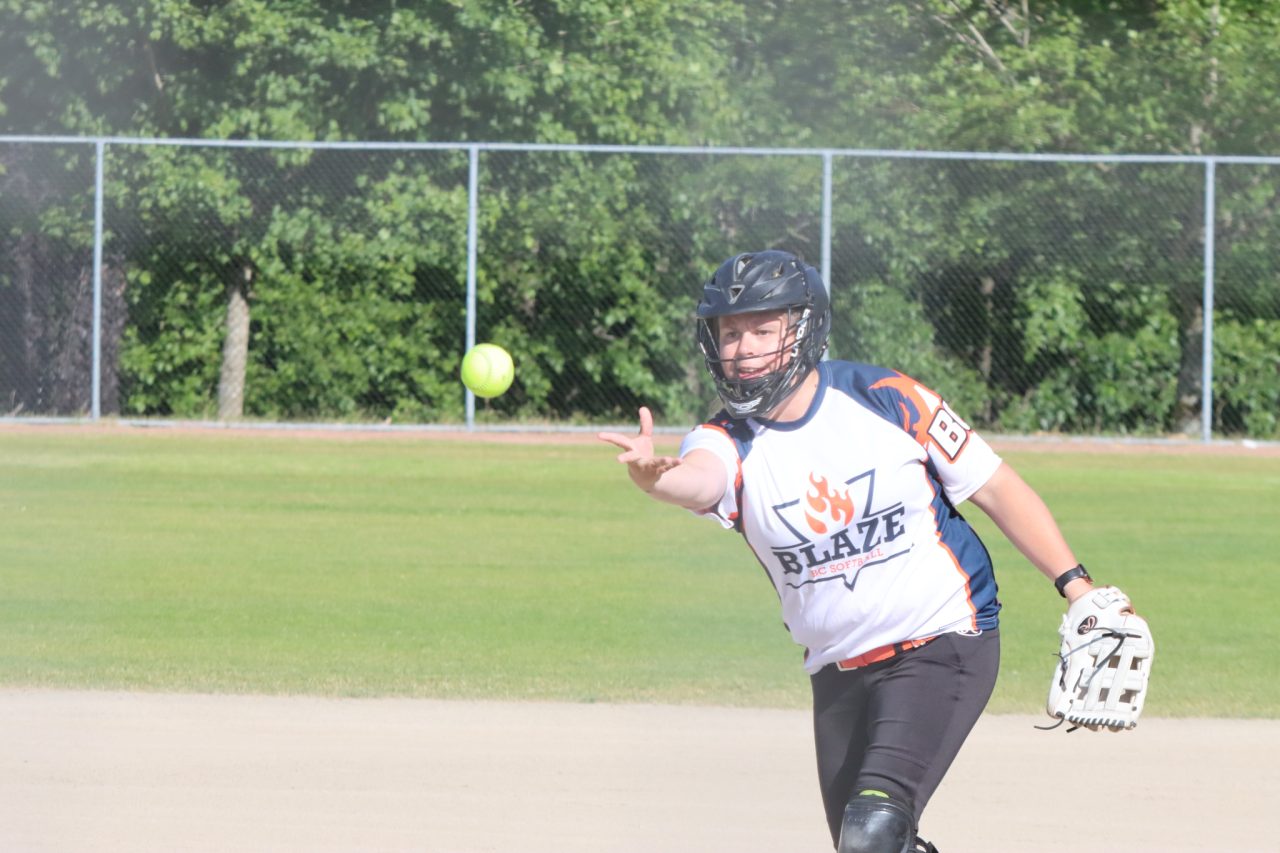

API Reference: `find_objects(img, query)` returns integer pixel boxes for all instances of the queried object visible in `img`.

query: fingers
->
[596,430,631,449]
[597,406,654,451]
[650,455,681,476]
[638,406,653,437]
[597,406,682,492]
[596,430,644,466]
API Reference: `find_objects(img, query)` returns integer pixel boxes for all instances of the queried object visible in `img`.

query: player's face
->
[716,310,792,380]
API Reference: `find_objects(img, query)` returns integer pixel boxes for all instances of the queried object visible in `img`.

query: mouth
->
[734,364,769,381]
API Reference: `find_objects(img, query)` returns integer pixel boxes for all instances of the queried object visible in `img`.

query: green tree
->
[717,1,1280,436]
[3,2,1278,435]
[0,0,741,421]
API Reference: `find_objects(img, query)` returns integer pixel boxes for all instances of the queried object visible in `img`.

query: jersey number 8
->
[927,403,971,461]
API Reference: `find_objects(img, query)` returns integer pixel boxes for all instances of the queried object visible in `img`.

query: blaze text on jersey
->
[770,469,910,590]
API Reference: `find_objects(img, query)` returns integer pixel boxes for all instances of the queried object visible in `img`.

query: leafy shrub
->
[1213,316,1280,438]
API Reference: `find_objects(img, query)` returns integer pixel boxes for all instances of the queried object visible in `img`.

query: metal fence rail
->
[3,135,1279,440]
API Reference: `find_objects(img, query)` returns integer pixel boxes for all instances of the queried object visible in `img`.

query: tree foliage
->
[0,1,1277,436]
[721,0,1280,436]
[1,0,742,422]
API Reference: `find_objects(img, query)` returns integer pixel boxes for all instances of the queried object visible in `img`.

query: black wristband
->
[1054,564,1092,598]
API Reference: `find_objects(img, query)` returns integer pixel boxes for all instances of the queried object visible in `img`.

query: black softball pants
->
[810,629,1000,847]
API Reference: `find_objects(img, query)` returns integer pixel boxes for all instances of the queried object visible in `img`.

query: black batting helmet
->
[696,250,831,418]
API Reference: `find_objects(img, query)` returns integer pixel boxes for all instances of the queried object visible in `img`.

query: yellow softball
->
[460,343,515,398]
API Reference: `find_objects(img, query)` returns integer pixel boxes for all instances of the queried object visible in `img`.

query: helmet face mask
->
[696,251,831,419]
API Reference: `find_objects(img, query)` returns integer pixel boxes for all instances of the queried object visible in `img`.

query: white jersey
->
[681,360,1004,674]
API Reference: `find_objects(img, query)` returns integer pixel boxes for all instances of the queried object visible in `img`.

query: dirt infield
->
[1,689,1274,853]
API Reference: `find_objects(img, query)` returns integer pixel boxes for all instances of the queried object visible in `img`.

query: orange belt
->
[835,635,939,671]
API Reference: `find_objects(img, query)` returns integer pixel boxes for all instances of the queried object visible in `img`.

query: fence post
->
[91,139,105,421]
[1201,159,1216,443]
[820,151,833,359]
[465,144,480,430]
[821,152,833,297]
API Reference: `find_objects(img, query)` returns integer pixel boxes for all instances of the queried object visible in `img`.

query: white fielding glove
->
[1045,586,1154,732]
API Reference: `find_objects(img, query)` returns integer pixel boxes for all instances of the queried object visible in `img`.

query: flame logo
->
[803,473,855,535]
[870,374,936,447]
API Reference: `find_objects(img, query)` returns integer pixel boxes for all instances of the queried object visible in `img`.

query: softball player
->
[598,250,1097,853]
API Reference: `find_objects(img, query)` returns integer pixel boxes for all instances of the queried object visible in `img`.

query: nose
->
[739,332,766,355]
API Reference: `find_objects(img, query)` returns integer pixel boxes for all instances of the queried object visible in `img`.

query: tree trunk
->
[217,261,253,420]
[977,275,995,422]
[1172,297,1204,436]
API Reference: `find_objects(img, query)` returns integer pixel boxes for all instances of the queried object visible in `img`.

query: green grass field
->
[1,428,1276,717]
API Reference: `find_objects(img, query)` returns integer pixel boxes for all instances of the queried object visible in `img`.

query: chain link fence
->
[2,137,1278,439]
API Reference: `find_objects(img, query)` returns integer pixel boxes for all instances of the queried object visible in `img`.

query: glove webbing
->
[1036,630,1132,732]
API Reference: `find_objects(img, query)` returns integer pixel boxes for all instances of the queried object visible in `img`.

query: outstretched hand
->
[597,406,683,492]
